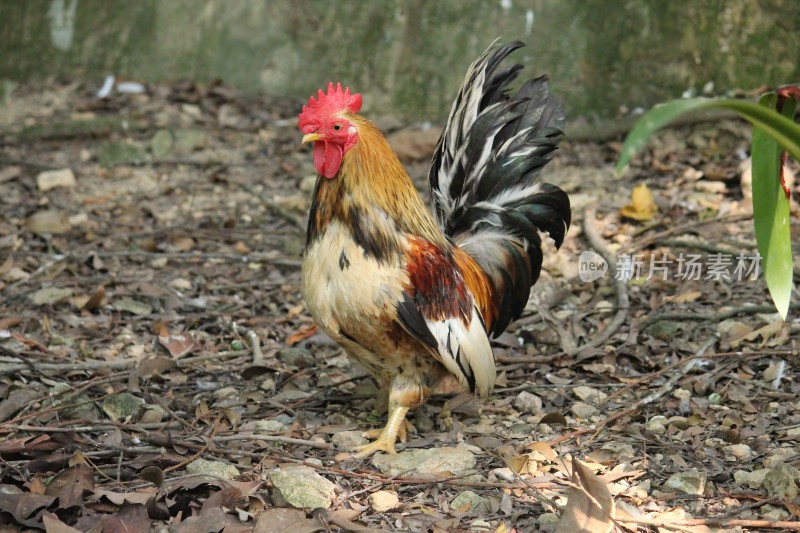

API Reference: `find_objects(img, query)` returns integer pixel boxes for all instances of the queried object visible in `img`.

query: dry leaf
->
[665,290,702,304]
[158,328,196,359]
[555,459,615,533]
[42,513,83,533]
[729,319,786,348]
[527,441,557,461]
[82,286,106,311]
[44,464,95,508]
[503,455,530,475]
[620,183,657,221]
[286,324,317,346]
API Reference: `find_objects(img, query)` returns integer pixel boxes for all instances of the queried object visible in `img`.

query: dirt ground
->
[1,80,799,532]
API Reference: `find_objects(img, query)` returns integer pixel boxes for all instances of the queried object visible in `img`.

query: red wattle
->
[313,141,343,179]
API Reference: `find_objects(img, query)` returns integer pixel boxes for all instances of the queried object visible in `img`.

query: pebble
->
[645,415,668,434]
[372,447,476,477]
[537,512,560,532]
[37,168,76,191]
[573,385,607,405]
[254,420,288,434]
[513,391,543,414]
[663,468,706,495]
[786,427,800,437]
[278,347,315,367]
[733,468,769,489]
[722,443,751,461]
[269,466,335,510]
[763,462,800,499]
[450,490,490,515]
[570,401,599,419]
[186,459,239,480]
[369,490,399,512]
[331,430,368,451]
[213,386,239,400]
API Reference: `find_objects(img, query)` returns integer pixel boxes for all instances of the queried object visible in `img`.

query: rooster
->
[298,41,570,458]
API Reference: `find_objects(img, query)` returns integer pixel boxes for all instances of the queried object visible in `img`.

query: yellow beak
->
[302,133,323,144]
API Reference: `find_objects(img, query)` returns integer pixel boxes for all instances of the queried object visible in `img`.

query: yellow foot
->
[354,432,398,458]
[353,405,410,459]
[362,419,415,443]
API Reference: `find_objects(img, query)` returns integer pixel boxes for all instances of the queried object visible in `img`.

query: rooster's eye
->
[333,123,342,131]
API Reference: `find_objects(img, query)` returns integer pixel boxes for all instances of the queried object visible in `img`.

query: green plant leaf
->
[616,97,800,172]
[752,93,796,320]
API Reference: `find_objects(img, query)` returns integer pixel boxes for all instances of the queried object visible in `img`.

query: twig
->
[145,432,332,452]
[214,434,332,450]
[604,348,796,405]
[0,349,249,375]
[628,213,752,251]
[163,416,221,473]
[660,238,751,255]
[549,335,718,446]
[639,303,800,330]
[0,422,183,434]
[0,251,301,299]
[232,322,264,365]
[615,515,800,531]
[573,207,630,356]
[0,391,120,427]
[0,255,68,297]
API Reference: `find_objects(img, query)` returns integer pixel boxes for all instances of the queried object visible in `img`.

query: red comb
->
[298,83,362,132]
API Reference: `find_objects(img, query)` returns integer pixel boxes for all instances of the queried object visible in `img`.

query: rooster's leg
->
[354,373,426,458]
[362,419,415,442]
[353,403,409,458]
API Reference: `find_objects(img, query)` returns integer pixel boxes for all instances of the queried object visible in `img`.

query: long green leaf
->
[752,94,796,320]
[616,98,800,172]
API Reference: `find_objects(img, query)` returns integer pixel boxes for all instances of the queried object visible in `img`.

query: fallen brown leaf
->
[620,183,657,221]
[555,459,615,533]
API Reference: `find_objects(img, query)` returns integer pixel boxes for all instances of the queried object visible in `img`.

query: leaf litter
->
[0,79,799,531]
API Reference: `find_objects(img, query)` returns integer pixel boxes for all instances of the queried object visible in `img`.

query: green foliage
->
[752,94,796,319]
[616,94,799,319]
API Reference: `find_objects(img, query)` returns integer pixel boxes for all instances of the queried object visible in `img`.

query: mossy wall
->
[1,0,798,121]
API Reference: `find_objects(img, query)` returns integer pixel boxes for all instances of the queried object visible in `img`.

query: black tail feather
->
[429,40,571,336]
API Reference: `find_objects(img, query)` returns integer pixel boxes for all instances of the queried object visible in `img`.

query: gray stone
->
[213,386,239,400]
[46,383,95,419]
[112,297,153,316]
[272,389,309,403]
[645,415,668,434]
[763,463,800,499]
[663,468,707,495]
[30,287,73,305]
[733,469,769,489]
[372,447,476,477]
[450,490,490,515]
[186,459,239,480]
[722,444,752,461]
[537,512,560,532]
[254,419,288,434]
[278,347,315,367]
[99,142,146,167]
[573,385,607,405]
[369,490,399,512]
[101,393,144,421]
[331,430,368,451]
[570,401,599,419]
[151,128,208,158]
[269,466,335,510]
[37,168,76,191]
[512,391,542,414]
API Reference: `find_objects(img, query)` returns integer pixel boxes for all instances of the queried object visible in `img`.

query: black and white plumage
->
[429,40,571,337]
